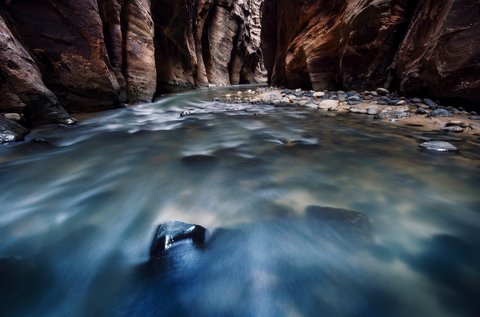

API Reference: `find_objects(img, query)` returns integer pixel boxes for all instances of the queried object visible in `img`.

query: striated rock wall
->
[0,13,72,125]
[0,0,265,122]
[152,0,266,92]
[394,0,480,104]
[262,0,480,105]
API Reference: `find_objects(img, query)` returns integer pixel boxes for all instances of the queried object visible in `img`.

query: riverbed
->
[0,86,479,317]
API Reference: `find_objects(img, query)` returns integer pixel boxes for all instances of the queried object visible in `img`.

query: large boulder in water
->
[150,220,208,263]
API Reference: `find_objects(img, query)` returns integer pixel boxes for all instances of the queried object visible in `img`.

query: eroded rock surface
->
[0,14,72,125]
[261,0,480,105]
[152,0,266,92]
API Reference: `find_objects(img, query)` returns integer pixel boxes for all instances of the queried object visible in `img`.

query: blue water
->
[0,86,479,316]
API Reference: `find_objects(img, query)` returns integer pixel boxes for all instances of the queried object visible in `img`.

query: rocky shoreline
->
[217,87,480,151]
[214,87,480,152]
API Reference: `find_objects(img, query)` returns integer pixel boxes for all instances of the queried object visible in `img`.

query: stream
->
[0,86,479,317]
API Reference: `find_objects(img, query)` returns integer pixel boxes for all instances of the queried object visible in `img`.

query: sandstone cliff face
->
[152,0,266,92]
[0,14,72,125]
[0,0,265,123]
[262,0,480,104]
[394,0,480,104]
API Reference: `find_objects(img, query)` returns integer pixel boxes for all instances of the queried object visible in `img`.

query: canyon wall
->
[262,0,480,104]
[152,0,266,92]
[0,0,265,124]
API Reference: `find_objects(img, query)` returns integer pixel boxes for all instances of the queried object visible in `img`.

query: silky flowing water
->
[0,86,479,317]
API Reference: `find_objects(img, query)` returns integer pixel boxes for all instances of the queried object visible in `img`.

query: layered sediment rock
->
[394,0,480,104]
[262,0,480,105]
[152,0,266,92]
[0,14,72,125]
[3,0,123,112]
[0,0,265,125]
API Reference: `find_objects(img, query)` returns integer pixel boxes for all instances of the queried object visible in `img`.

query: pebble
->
[180,110,192,117]
[3,113,21,121]
[376,88,389,96]
[423,98,438,109]
[304,102,318,109]
[411,98,423,103]
[419,141,458,152]
[313,91,325,98]
[396,100,407,106]
[469,116,480,120]
[318,100,339,110]
[416,107,427,115]
[446,121,467,128]
[150,220,208,263]
[367,106,379,115]
[349,107,368,114]
[347,95,362,102]
[442,126,464,133]
[428,108,453,117]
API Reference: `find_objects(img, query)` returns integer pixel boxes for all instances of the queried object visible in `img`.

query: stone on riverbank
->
[419,141,458,152]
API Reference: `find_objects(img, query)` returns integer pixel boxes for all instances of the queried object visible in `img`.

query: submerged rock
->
[150,220,208,262]
[419,141,458,152]
[0,117,28,143]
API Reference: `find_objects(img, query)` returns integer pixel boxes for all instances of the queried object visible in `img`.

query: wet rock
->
[0,117,28,143]
[180,110,192,117]
[428,109,453,117]
[469,116,480,120]
[376,88,389,96]
[305,206,371,242]
[419,141,458,152]
[0,256,43,302]
[150,220,208,262]
[411,98,423,103]
[387,99,400,105]
[442,126,464,133]
[313,91,325,98]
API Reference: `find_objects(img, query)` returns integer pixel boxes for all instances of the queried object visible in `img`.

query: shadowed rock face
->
[0,14,72,125]
[3,0,123,112]
[394,0,480,104]
[152,0,266,92]
[0,0,265,122]
[261,0,480,105]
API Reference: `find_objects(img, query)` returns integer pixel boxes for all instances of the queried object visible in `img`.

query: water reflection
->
[0,86,479,316]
